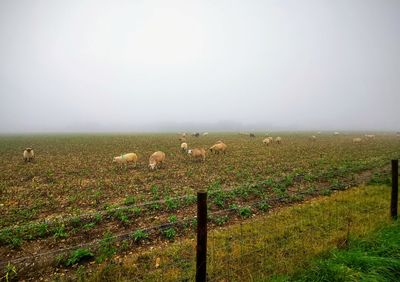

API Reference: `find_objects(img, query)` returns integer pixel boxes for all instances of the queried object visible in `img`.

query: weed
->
[132,207,142,216]
[213,215,229,226]
[165,197,179,211]
[150,203,161,211]
[52,224,68,239]
[1,262,17,282]
[124,195,136,206]
[96,232,116,263]
[163,227,177,240]
[131,229,149,242]
[94,213,102,223]
[65,248,94,266]
[168,215,177,223]
[258,201,271,212]
[183,195,197,206]
[238,206,252,218]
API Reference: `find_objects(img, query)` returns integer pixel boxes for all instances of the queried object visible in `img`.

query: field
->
[0,132,399,279]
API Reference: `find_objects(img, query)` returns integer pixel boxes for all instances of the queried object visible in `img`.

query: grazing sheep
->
[334,132,340,136]
[365,134,375,139]
[188,148,206,162]
[353,138,362,143]
[249,133,256,137]
[23,148,34,162]
[209,142,227,154]
[180,142,188,152]
[311,135,317,141]
[149,151,166,170]
[113,153,138,166]
[203,132,209,136]
[182,133,187,137]
[275,137,282,144]
[317,131,321,135]
[268,137,274,142]
[262,138,270,145]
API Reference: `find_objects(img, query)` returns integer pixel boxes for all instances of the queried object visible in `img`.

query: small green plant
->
[10,237,22,249]
[183,195,197,206]
[96,232,116,263]
[124,195,135,206]
[163,227,176,240]
[238,206,252,218]
[94,213,102,223]
[93,190,102,205]
[71,217,83,228]
[368,172,391,186]
[53,224,68,239]
[330,179,346,190]
[213,215,229,226]
[165,197,179,211]
[168,215,177,223]
[2,262,17,282]
[33,222,48,238]
[112,209,130,225]
[132,207,142,216]
[65,248,94,266]
[150,203,161,210]
[150,185,159,195]
[321,188,333,196]
[120,239,130,251]
[131,229,149,242]
[258,201,271,211]
[289,194,304,202]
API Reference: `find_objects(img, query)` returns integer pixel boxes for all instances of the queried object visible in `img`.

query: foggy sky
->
[0,0,399,133]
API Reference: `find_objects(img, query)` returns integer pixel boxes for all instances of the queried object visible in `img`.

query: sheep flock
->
[21,132,386,171]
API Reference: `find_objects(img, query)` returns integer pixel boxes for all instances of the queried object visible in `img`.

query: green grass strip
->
[275,219,400,282]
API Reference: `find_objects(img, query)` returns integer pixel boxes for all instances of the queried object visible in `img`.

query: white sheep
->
[275,136,282,144]
[188,148,206,162]
[203,132,209,136]
[180,142,188,152]
[209,142,227,154]
[113,153,138,166]
[334,132,340,136]
[365,134,375,139]
[262,138,270,145]
[353,137,362,143]
[23,148,34,162]
[149,151,166,170]
[311,135,317,141]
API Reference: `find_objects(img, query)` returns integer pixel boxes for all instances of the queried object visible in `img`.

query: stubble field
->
[0,132,399,278]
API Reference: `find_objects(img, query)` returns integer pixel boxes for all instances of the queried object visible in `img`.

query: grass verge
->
[51,185,392,281]
[275,220,400,282]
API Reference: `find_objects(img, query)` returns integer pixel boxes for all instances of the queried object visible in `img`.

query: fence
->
[0,160,398,281]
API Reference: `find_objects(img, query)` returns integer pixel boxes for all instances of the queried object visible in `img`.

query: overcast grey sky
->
[0,0,399,133]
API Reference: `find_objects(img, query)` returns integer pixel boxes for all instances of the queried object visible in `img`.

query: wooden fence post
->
[391,160,398,219]
[196,191,207,282]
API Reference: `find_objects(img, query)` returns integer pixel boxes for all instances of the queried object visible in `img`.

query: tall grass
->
[282,220,400,282]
